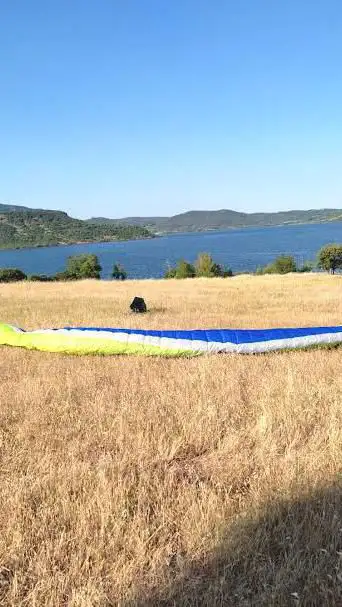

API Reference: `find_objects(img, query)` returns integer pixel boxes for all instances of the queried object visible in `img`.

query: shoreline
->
[0,234,156,253]
[156,218,341,235]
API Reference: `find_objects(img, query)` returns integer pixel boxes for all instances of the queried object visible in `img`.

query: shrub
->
[195,252,223,277]
[262,263,276,274]
[0,268,27,282]
[164,266,177,279]
[297,261,314,273]
[175,260,196,279]
[259,255,297,275]
[222,266,234,277]
[28,274,54,282]
[164,256,232,279]
[112,263,127,280]
[65,254,102,280]
[53,271,73,282]
[164,259,196,279]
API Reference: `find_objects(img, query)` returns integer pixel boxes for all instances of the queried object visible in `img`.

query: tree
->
[0,268,27,282]
[112,263,127,280]
[164,255,233,279]
[175,260,196,278]
[195,252,224,277]
[262,255,297,274]
[297,261,314,273]
[65,254,102,279]
[317,244,342,274]
[164,266,177,279]
[164,259,196,279]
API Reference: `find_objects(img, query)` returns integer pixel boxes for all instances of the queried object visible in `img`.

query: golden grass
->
[1,274,342,605]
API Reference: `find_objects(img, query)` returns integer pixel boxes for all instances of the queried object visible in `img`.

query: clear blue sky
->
[0,0,341,218]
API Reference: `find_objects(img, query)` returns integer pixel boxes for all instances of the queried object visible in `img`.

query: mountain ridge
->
[88,208,342,232]
[2,204,342,248]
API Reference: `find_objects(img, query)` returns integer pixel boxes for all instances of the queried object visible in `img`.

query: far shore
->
[2,217,342,252]
[0,234,156,253]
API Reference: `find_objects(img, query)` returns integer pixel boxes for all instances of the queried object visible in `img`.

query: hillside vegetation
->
[89,207,342,232]
[0,209,152,249]
[0,202,36,213]
[4,203,342,240]
[1,275,342,605]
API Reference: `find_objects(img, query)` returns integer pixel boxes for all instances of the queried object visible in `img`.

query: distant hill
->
[88,208,342,233]
[0,203,44,213]
[89,216,167,228]
[3,204,342,250]
[0,208,153,249]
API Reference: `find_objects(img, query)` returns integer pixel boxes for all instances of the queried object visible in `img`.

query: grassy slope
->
[1,275,342,605]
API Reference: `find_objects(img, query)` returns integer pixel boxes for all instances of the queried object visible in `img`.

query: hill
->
[0,208,153,249]
[1,275,342,603]
[3,203,342,248]
[89,207,342,232]
[0,203,41,213]
[89,215,166,228]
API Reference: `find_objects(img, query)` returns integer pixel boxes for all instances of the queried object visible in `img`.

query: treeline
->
[1,244,342,283]
[165,244,342,278]
[0,255,127,283]
[163,253,311,278]
[256,256,313,275]
[165,253,233,278]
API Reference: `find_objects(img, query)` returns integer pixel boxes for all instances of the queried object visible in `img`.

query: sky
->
[0,0,342,219]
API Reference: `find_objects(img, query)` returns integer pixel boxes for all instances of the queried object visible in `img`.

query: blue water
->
[0,222,341,278]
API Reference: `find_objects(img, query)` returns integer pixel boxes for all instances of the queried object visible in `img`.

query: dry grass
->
[1,274,342,605]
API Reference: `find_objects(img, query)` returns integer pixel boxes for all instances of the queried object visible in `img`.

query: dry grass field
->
[1,274,342,606]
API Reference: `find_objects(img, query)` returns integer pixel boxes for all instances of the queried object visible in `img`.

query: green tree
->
[175,260,196,278]
[164,259,196,279]
[164,266,177,279]
[0,268,27,282]
[65,254,102,279]
[262,255,297,274]
[317,244,342,274]
[195,252,224,277]
[112,263,127,280]
[297,261,314,273]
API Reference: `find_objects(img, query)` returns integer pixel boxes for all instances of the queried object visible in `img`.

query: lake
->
[0,222,342,278]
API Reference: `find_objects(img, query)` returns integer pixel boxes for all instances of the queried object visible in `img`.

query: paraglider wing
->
[1,323,342,355]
